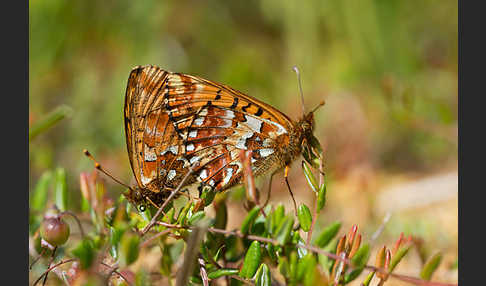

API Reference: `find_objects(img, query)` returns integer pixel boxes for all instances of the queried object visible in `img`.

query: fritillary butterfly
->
[123,65,322,209]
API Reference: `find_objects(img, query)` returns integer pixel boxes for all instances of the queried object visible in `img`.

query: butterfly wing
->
[124,65,296,193]
[124,66,173,192]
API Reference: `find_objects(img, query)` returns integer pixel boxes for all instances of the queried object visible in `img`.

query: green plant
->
[29,152,453,286]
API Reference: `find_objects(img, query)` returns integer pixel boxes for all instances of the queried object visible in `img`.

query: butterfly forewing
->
[124,65,297,197]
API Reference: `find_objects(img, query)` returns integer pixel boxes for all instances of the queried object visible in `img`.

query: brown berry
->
[40,217,70,246]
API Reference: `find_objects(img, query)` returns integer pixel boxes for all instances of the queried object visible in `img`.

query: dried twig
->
[198,257,209,286]
[32,259,76,286]
[175,222,208,286]
[99,262,133,286]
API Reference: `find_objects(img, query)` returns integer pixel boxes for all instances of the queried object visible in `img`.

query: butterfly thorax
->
[293,112,315,156]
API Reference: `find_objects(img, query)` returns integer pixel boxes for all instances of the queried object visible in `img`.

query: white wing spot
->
[225,110,235,119]
[144,148,157,162]
[161,146,178,155]
[259,148,274,157]
[246,116,263,132]
[186,144,195,152]
[221,118,233,127]
[141,173,154,185]
[222,168,234,186]
[199,108,208,116]
[168,170,176,180]
[141,177,151,185]
[189,130,198,138]
[194,117,205,126]
[190,155,200,164]
[199,169,208,180]
[236,131,254,150]
[273,122,287,135]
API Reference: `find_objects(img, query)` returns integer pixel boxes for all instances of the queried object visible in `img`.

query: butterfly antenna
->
[292,66,306,116]
[83,149,133,190]
[311,100,326,114]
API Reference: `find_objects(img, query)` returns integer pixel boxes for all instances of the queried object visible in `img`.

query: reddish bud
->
[349,234,362,258]
[393,232,404,254]
[336,235,347,256]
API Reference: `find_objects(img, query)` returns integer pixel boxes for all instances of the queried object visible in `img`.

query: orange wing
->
[124,65,295,193]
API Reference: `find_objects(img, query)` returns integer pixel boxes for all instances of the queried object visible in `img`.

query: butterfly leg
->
[284,165,298,216]
[263,171,276,207]
[145,196,160,210]
[193,198,205,212]
[193,184,213,212]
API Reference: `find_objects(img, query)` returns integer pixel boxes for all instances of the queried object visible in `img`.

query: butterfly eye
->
[139,205,146,212]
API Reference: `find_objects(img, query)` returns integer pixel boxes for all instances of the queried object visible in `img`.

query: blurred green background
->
[29,0,457,283]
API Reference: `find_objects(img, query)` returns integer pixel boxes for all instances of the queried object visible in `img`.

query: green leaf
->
[317,182,327,212]
[240,206,261,234]
[200,242,210,262]
[345,242,370,282]
[274,215,294,245]
[297,204,312,232]
[162,207,175,224]
[317,238,338,276]
[451,258,458,270]
[302,161,319,192]
[31,171,52,212]
[239,241,262,278]
[351,243,370,267]
[177,202,192,225]
[207,268,239,279]
[119,233,140,267]
[361,271,375,286]
[135,268,150,286]
[214,202,228,230]
[266,243,278,263]
[109,225,126,259]
[81,196,90,212]
[420,252,442,281]
[278,256,290,279]
[297,253,316,282]
[289,251,298,282]
[71,239,95,269]
[213,245,225,262]
[315,221,341,248]
[309,135,323,154]
[272,204,285,232]
[188,211,205,225]
[200,186,216,206]
[389,244,411,272]
[54,168,68,211]
[160,244,173,276]
[255,263,271,286]
[29,105,73,141]
[344,267,365,283]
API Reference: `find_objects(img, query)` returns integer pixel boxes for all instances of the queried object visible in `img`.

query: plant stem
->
[32,259,76,286]
[147,222,457,286]
[141,163,198,235]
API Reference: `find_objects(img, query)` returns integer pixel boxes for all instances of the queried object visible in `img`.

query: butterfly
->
[122,65,323,211]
